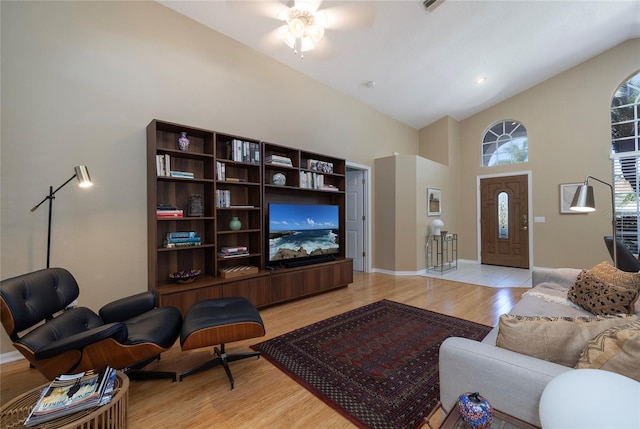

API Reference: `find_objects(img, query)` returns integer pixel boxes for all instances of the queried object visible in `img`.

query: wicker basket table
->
[0,372,129,429]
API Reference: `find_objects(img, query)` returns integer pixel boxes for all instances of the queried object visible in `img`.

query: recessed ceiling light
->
[475,77,487,85]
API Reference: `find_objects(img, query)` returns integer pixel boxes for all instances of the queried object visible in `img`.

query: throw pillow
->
[568,270,639,315]
[495,314,639,367]
[589,261,640,292]
[575,320,640,382]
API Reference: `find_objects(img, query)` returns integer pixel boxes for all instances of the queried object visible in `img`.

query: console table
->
[0,372,129,429]
[427,233,457,273]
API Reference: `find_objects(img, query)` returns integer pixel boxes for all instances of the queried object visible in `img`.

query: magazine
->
[24,367,115,426]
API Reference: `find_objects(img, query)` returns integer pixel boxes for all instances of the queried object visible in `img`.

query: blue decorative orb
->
[456,392,493,429]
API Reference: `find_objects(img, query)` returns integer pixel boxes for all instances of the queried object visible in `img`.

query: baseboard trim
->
[0,351,25,365]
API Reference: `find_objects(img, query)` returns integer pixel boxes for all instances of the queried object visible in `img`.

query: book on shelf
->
[228,205,254,209]
[164,241,202,248]
[228,139,261,164]
[224,177,247,182]
[156,154,171,177]
[219,246,248,253]
[166,231,198,239]
[299,171,328,190]
[217,251,250,258]
[215,189,231,208]
[216,161,226,180]
[24,367,116,427]
[169,171,194,179]
[156,209,183,218]
[164,236,201,244]
[265,154,293,166]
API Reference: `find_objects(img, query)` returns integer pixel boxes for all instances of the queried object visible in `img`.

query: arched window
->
[481,120,528,167]
[612,71,640,253]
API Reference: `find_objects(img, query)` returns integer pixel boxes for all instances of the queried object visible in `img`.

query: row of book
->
[155,154,194,178]
[217,245,249,258]
[299,171,338,191]
[265,154,293,166]
[228,139,260,164]
[25,367,117,427]
[215,161,247,182]
[163,231,202,248]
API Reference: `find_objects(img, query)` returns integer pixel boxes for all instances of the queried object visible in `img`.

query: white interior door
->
[346,169,365,271]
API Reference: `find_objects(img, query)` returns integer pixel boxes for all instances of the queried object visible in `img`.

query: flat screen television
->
[268,203,340,264]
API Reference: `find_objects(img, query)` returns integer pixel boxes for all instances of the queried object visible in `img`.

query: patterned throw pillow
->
[575,320,640,382]
[589,261,640,292]
[568,270,639,315]
[496,314,639,367]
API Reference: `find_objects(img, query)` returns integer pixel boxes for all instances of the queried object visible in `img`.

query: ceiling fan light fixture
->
[281,4,325,58]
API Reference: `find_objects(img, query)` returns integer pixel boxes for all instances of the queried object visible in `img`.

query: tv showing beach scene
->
[268,203,340,262]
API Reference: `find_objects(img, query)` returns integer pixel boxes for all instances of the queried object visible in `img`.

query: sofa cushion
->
[568,270,639,315]
[589,261,640,292]
[495,314,639,367]
[575,320,640,382]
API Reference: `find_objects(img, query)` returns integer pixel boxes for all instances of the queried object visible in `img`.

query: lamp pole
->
[31,166,92,268]
[570,175,616,268]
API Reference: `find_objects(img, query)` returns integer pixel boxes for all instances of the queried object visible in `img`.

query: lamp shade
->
[74,165,92,188]
[570,184,595,212]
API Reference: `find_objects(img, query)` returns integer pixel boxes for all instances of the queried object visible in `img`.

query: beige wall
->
[451,38,640,268]
[0,1,418,355]
[374,154,456,273]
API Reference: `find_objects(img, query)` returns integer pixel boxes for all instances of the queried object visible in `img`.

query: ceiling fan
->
[228,0,376,60]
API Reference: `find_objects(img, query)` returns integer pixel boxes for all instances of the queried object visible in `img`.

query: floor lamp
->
[569,175,616,268]
[31,165,93,268]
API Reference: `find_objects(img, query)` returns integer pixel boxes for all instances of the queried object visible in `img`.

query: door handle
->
[521,215,528,231]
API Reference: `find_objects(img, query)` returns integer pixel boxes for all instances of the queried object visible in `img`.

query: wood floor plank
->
[0,272,527,428]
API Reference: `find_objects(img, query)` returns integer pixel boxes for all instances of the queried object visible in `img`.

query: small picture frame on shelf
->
[427,188,441,216]
[308,159,333,173]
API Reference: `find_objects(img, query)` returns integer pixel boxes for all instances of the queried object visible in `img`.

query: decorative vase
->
[456,392,493,429]
[229,216,242,231]
[272,172,286,185]
[177,132,190,151]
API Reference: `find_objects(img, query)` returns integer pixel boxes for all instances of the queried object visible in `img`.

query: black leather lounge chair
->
[604,235,640,272]
[0,267,182,381]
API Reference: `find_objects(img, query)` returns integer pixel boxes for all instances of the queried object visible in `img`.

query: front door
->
[480,175,529,268]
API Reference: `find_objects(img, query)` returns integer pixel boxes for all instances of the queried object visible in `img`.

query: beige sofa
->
[438,267,640,427]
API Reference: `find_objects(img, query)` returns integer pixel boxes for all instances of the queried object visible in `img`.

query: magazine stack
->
[24,367,117,427]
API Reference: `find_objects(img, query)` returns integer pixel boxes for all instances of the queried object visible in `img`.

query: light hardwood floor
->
[0,272,527,428]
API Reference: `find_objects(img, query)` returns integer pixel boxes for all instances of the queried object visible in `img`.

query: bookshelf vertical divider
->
[147,120,352,316]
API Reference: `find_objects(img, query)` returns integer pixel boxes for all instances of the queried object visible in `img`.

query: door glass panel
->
[498,192,509,239]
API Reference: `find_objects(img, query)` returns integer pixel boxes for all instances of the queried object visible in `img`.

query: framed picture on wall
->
[427,188,441,216]
[559,183,585,214]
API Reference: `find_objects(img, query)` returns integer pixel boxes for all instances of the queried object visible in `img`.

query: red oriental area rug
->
[251,300,492,429]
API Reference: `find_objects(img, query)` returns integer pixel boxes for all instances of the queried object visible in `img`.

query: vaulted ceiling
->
[159,0,640,129]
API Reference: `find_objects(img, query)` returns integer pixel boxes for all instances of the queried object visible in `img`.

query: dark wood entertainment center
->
[147,119,353,315]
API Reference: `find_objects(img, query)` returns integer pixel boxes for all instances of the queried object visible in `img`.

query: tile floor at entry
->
[423,260,533,288]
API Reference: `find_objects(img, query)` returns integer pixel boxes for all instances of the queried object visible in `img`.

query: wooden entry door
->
[480,175,529,268]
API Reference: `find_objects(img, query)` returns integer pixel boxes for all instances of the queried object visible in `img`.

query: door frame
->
[346,161,372,272]
[476,170,534,268]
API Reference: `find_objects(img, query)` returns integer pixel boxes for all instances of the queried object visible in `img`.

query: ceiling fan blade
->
[225,0,290,21]
[320,3,376,30]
